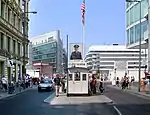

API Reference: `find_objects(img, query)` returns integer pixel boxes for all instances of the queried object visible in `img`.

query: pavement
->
[49,93,112,105]
[0,86,37,100]
[105,85,150,115]
[107,84,150,99]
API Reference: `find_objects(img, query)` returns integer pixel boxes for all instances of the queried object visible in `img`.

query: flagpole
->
[82,23,85,61]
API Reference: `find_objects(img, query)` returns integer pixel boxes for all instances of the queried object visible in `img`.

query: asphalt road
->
[0,88,119,115]
[104,85,150,115]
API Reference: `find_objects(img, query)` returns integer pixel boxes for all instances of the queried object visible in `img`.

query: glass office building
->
[126,0,148,48]
[31,30,64,73]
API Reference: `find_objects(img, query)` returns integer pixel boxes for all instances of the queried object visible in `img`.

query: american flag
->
[81,0,85,25]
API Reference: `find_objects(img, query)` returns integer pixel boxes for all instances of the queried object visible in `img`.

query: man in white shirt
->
[2,76,7,91]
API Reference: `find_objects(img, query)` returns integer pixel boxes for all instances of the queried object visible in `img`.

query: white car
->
[38,79,54,92]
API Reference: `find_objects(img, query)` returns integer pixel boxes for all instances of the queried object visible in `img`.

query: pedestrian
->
[54,74,61,97]
[99,78,104,94]
[1,75,7,91]
[91,75,97,94]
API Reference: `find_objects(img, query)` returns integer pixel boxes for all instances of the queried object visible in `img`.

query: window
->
[130,27,134,44]
[0,33,4,49]
[8,8,11,22]
[1,2,5,18]
[74,72,80,81]
[134,3,140,22]
[13,14,16,26]
[126,11,130,27]
[13,40,15,54]
[18,43,20,56]
[141,20,148,39]
[48,37,53,42]
[127,29,130,45]
[135,23,140,42]
[7,37,10,52]
[129,7,134,25]
[18,18,21,31]
[69,74,72,81]
[141,0,148,18]
[82,74,86,80]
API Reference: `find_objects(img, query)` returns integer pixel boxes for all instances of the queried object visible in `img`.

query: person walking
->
[54,74,61,97]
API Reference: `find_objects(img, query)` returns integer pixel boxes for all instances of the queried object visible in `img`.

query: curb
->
[0,88,35,100]
[43,92,55,104]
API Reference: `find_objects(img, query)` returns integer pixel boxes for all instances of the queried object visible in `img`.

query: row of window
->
[0,0,23,32]
[33,56,56,62]
[0,32,23,56]
[127,20,148,45]
[126,0,148,27]
[33,36,55,45]
[32,42,57,51]
[33,53,56,59]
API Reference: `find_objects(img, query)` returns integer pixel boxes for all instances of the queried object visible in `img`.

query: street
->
[1,86,150,115]
[105,85,150,115]
[0,88,117,115]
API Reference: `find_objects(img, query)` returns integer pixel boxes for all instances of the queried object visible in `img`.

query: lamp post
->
[126,0,141,92]
[22,0,37,81]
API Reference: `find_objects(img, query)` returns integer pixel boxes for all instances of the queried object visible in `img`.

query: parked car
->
[38,79,54,92]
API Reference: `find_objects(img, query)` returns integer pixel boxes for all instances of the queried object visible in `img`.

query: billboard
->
[69,43,83,60]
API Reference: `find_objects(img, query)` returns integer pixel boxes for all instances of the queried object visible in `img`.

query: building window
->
[13,40,15,54]
[134,3,140,23]
[135,23,140,42]
[127,29,130,45]
[1,2,5,18]
[0,33,4,49]
[18,18,21,31]
[8,8,11,22]
[7,37,10,52]
[48,37,53,42]
[130,27,134,44]
[13,14,16,26]
[18,43,20,56]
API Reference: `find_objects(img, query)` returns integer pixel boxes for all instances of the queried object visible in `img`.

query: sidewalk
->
[0,86,37,100]
[49,93,113,105]
[108,85,150,99]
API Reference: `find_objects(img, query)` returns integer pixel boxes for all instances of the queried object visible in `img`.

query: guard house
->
[67,60,89,96]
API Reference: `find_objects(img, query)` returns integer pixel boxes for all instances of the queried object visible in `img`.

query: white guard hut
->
[67,61,89,96]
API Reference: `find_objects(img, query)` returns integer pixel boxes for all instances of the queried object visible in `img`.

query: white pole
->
[82,24,85,60]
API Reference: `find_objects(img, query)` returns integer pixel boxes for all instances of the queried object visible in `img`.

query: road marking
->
[43,92,55,103]
[113,105,122,115]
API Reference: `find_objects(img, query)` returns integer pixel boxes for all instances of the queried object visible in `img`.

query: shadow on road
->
[47,103,118,115]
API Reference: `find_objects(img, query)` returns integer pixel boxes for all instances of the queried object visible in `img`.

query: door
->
[73,72,82,93]
[68,74,74,93]
[81,73,88,94]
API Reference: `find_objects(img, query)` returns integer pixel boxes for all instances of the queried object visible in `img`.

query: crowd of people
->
[0,75,39,94]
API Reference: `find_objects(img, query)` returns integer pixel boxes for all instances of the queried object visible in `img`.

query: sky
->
[29,0,126,50]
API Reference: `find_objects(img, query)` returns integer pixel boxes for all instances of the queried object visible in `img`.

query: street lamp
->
[126,0,142,92]
[22,0,37,82]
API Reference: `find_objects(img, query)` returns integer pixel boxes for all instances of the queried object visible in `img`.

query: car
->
[38,79,54,92]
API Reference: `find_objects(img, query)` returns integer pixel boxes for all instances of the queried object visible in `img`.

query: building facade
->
[85,45,147,81]
[62,48,67,73]
[126,0,148,49]
[31,30,64,74]
[0,0,29,81]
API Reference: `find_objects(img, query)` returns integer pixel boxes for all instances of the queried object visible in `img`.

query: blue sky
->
[29,0,126,49]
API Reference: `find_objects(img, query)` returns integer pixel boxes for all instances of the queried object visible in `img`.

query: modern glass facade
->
[126,0,148,46]
[32,42,57,71]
